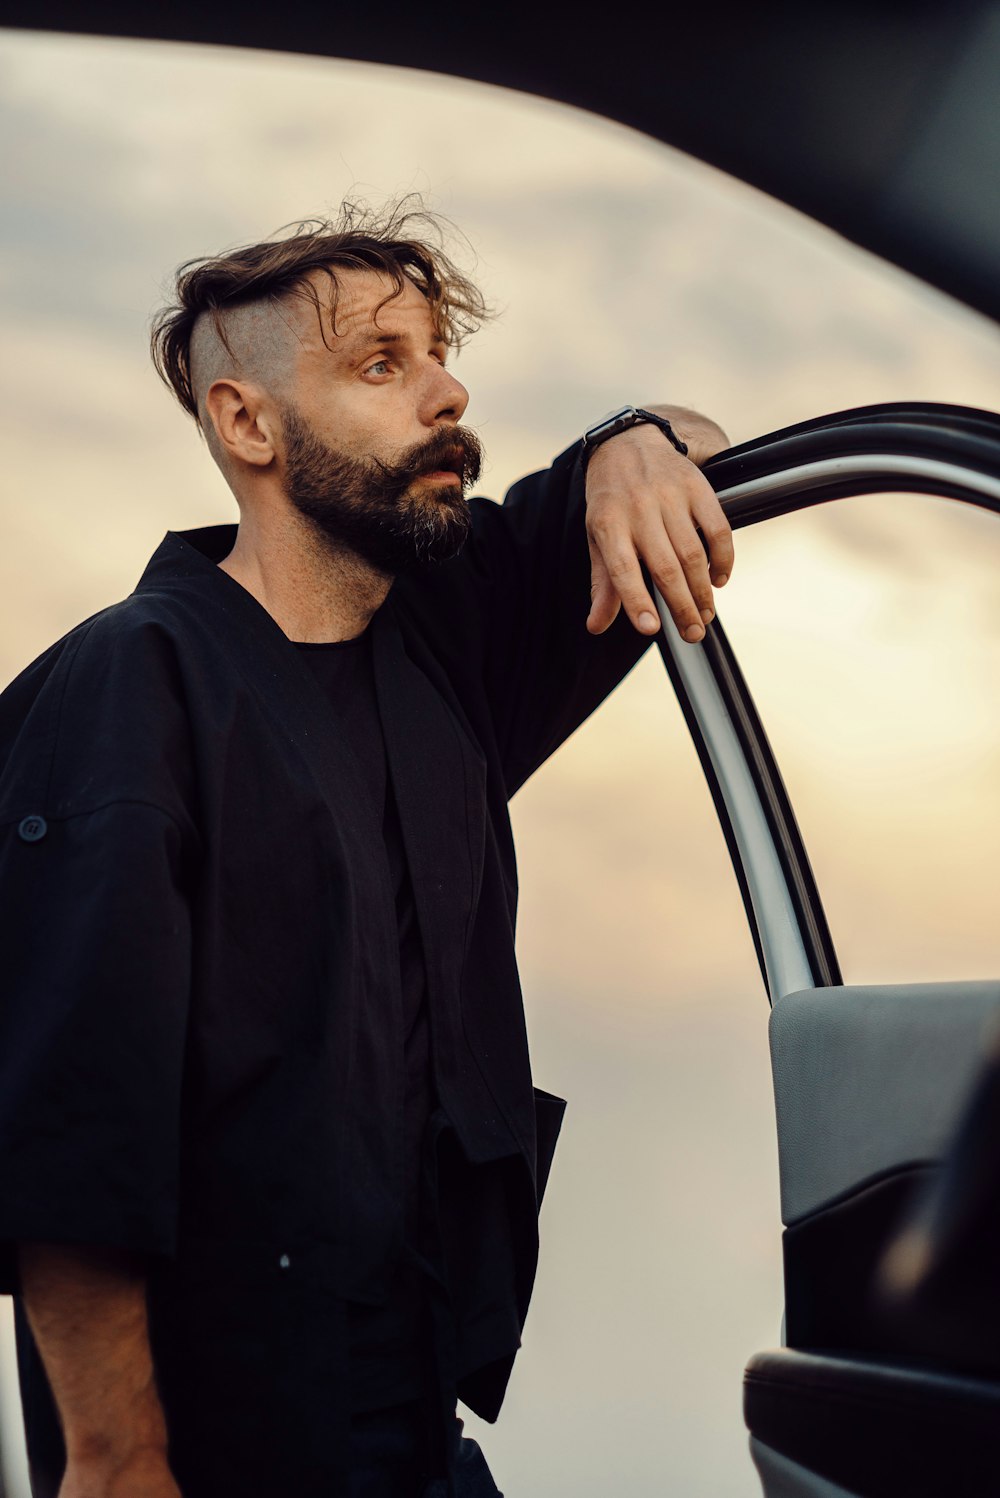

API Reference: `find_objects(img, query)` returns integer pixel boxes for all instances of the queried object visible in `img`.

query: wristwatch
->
[581,405,689,468]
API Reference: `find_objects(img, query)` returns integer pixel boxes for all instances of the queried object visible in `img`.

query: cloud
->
[4,24,999,984]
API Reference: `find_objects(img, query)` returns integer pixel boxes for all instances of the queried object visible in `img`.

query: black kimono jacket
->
[0,442,649,1496]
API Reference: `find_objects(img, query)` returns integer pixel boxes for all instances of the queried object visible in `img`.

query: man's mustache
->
[374,426,484,490]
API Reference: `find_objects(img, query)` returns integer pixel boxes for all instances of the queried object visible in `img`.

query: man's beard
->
[281,408,483,575]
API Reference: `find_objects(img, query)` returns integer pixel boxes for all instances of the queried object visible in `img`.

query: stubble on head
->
[188,299,301,470]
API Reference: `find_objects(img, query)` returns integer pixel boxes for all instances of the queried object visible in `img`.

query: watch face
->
[585,405,639,443]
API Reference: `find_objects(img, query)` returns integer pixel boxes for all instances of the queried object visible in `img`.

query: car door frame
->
[658,400,1000,1007]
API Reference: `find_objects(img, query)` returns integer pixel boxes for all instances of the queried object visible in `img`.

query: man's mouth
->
[393,427,483,493]
[417,450,466,483]
[420,467,463,483]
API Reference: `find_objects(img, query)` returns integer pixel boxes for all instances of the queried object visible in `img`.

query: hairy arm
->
[19,1244,181,1498]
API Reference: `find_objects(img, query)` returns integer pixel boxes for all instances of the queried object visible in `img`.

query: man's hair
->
[150,197,490,426]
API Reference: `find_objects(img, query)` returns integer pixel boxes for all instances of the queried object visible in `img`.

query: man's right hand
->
[19,1243,181,1498]
[584,403,733,645]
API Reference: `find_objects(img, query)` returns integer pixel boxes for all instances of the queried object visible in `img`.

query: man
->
[0,200,732,1498]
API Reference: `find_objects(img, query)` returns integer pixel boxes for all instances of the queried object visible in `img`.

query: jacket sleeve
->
[463,441,654,797]
[0,616,197,1290]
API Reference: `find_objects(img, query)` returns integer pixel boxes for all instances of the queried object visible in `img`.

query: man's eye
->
[366,359,392,377]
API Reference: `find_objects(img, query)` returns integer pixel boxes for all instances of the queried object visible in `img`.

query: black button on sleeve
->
[17,815,48,843]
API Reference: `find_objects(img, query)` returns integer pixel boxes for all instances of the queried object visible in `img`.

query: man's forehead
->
[296,267,436,348]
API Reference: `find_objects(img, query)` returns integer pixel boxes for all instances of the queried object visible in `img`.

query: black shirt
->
[295,633,432,1412]
[0,441,646,1497]
[294,636,528,1418]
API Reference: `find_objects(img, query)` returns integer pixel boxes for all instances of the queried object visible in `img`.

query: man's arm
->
[19,1243,181,1498]
[413,399,731,795]
[584,403,732,643]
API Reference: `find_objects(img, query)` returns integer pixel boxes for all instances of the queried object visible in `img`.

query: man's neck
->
[218,507,392,643]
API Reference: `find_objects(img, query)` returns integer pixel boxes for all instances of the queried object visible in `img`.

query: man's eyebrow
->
[344,327,406,349]
[337,324,448,363]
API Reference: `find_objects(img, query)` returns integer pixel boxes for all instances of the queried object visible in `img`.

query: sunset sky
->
[2,27,1000,1496]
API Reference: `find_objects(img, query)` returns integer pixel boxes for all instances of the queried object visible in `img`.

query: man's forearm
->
[19,1243,180,1497]
[642,403,730,466]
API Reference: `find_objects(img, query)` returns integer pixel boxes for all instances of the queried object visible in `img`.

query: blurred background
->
[2,27,1000,1496]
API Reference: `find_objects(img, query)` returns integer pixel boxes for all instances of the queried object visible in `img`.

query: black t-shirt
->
[295,632,432,1411]
[296,631,524,1415]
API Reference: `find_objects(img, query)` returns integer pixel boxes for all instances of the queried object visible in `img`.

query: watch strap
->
[633,408,689,458]
[581,406,689,468]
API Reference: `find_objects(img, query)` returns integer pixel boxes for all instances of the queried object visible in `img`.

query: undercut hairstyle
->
[150,196,491,427]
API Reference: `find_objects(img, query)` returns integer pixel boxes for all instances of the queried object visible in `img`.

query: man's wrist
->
[61,1443,179,1498]
[67,1417,169,1468]
[581,404,729,470]
[581,405,689,469]
[61,1356,169,1467]
[639,403,729,466]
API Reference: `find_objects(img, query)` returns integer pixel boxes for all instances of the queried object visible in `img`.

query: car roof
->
[5,0,999,322]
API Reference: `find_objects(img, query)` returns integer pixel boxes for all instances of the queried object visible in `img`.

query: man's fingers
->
[585,462,733,645]
[589,517,708,643]
[642,537,707,642]
[588,526,661,636]
[659,468,730,614]
[691,485,735,588]
[657,514,715,625]
[586,541,622,635]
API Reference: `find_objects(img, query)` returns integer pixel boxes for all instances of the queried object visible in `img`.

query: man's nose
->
[422,364,469,426]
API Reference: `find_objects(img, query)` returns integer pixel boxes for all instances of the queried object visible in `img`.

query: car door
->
[654,401,1000,1498]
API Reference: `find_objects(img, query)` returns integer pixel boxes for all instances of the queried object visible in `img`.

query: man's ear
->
[204,379,277,469]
